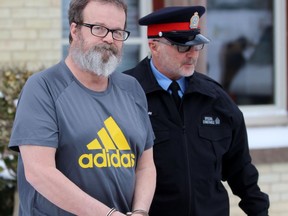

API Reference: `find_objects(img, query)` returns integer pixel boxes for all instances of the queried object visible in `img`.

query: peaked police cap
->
[139,6,210,46]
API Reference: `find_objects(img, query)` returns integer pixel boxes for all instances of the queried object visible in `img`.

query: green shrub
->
[0,67,35,215]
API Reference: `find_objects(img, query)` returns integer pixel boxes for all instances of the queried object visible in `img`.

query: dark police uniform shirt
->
[124,57,269,216]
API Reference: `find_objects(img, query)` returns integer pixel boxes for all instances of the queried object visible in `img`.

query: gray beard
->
[70,44,121,77]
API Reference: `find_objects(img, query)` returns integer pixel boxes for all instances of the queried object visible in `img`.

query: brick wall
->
[226,148,288,216]
[0,0,61,70]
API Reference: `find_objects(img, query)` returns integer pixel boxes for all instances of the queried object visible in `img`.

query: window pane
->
[207,0,274,105]
[62,1,70,39]
[116,45,140,72]
[62,44,69,59]
[126,0,140,37]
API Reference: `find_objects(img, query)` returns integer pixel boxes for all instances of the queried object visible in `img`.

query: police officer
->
[124,6,269,216]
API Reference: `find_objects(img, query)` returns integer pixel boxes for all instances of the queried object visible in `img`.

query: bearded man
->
[8,1,156,216]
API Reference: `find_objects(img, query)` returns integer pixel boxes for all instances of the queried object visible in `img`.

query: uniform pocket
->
[198,126,232,175]
[198,126,232,153]
[198,126,231,141]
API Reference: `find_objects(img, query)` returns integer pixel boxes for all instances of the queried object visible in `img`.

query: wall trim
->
[250,147,288,164]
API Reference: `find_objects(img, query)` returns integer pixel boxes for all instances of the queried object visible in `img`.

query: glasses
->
[153,39,204,53]
[78,23,130,41]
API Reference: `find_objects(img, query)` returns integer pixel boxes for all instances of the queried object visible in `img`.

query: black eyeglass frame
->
[77,23,130,41]
[153,39,204,53]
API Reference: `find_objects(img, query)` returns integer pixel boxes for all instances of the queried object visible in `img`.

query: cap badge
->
[190,12,199,29]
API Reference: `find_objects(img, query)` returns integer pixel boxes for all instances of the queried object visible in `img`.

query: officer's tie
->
[169,80,181,109]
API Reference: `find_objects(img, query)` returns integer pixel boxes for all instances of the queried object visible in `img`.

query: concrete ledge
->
[247,126,288,149]
[250,147,288,164]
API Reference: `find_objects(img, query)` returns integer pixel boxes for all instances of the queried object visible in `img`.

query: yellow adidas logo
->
[78,116,135,168]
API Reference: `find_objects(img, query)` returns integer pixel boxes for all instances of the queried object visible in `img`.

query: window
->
[61,0,151,72]
[206,0,287,126]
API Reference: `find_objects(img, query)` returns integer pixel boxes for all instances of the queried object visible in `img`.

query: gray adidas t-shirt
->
[9,61,154,216]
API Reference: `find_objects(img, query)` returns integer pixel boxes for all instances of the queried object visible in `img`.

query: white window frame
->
[241,0,287,127]
[125,0,152,61]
